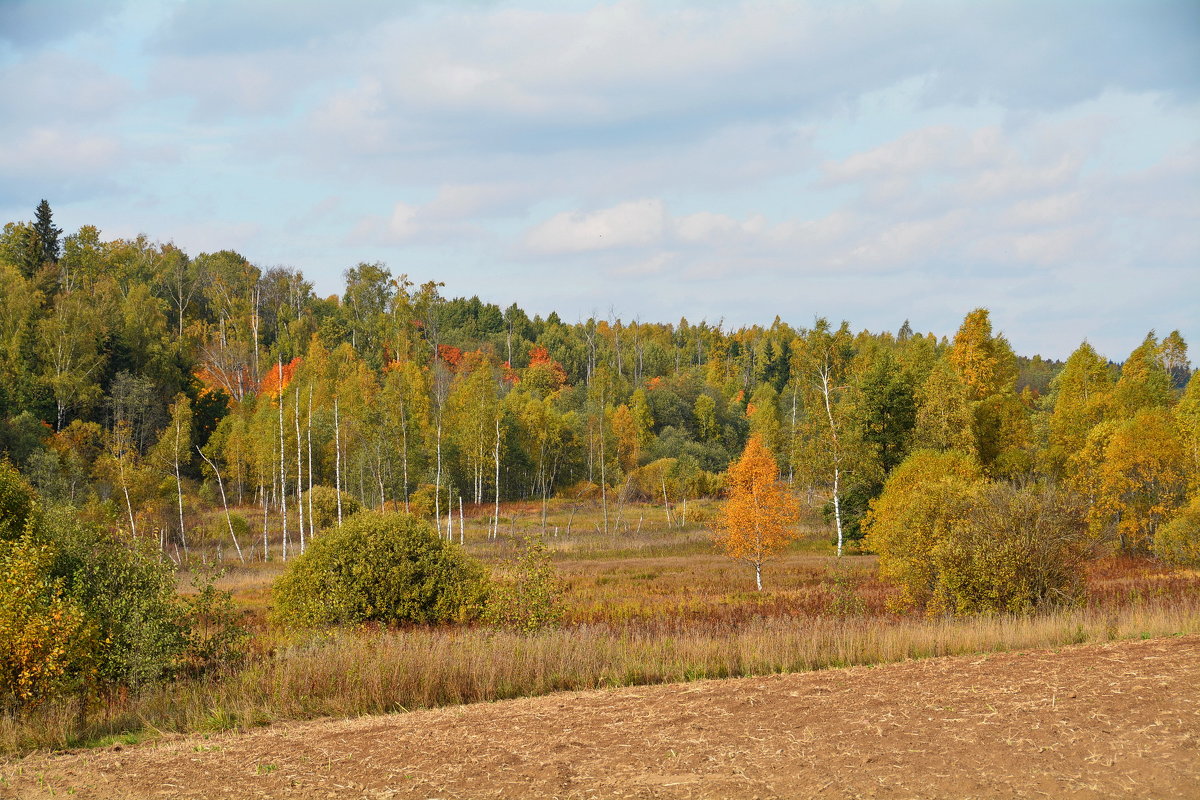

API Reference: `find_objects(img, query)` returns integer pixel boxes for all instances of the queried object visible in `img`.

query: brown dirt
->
[3,635,1198,799]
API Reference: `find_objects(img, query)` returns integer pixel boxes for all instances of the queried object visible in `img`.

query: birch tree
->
[714,435,800,591]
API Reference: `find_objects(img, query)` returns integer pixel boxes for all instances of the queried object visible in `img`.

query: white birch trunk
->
[334,395,343,527]
[493,414,501,539]
[294,386,304,553]
[307,384,314,543]
[279,360,288,561]
[197,446,244,563]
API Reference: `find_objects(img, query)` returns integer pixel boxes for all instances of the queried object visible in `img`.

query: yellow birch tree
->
[714,435,800,591]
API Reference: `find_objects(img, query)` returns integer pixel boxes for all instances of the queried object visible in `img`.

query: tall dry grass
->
[4,595,1197,755]
[7,503,1197,756]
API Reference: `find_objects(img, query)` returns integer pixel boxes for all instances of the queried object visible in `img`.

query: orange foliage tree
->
[714,435,800,591]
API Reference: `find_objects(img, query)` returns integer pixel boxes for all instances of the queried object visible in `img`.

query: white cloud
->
[0,127,122,178]
[0,52,131,127]
[524,198,667,254]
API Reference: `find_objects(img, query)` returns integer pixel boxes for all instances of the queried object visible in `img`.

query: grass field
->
[4,497,1199,755]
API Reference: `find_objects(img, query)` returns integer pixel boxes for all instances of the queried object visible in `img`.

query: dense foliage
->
[272,512,488,627]
[0,461,241,712]
[864,454,1093,613]
[0,200,1197,606]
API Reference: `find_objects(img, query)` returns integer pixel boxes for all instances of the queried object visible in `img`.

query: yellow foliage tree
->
[911,358,976,455]
[1176,371,1200,493]
[1155,494,1200,568]
[1094,408,1189,552]
[1047,340,1114,474]
[947,308,1017,402]
[0,535,93,711]
[714,435,800,591]
[610,403,641,473]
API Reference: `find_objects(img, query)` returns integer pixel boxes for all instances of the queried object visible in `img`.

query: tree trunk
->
[493,413,501,539]
[294,387,304,554]
[197,446,244,563]
[122,481,137,539]
[662,474,672,526]
[279,359,288,561]
[173,423,187,560]
[401,402,410,513]
[435,414,443,538]
[260,472,269,561]
[334,395,343,527]
[819,363,844,558]
[599,409,609,537]
[307,384,314,543]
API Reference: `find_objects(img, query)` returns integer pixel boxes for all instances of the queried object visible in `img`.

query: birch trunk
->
[279,360,288,561]
[197,446,244,563]
[307,384,314,543]
[294,386,304,553]
[334,395,343,527]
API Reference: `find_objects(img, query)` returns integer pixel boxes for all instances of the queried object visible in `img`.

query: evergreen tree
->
[32,200,62,265]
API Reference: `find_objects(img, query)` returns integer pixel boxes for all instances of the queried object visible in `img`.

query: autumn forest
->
[1,201,1198,750]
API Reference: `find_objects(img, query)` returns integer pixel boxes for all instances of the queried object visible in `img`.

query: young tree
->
[1114,332,1174,416]
[797,320,855,555]
[151,393,193,559]
[36,290,110,430]
[714,435,800,591]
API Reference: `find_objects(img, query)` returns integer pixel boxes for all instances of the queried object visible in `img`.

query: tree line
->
[1,202,1197,565]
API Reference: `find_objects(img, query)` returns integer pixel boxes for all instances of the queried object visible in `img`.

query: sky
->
[1,0,1197,361]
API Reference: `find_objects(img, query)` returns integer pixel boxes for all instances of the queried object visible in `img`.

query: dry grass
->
[6,499,1199,756]
[3,592,1197,755]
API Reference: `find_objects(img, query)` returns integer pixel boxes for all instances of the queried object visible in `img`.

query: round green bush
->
[1155,496,1200,568]
[271,512,487,627]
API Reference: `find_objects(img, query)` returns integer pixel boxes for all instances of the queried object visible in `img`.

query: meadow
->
[3,497,1198,755]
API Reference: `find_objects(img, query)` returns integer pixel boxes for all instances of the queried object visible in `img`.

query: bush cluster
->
[1155,495,1200,567]
[0,461,244,712]
[864,450,1093,614]
[272,511,487,627]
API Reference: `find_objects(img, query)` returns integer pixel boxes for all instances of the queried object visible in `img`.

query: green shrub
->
[863,449,983,609]
[1155,495,1200,567]
[0,535,93,712]
[272,511,488,627]
[486,535,565,632]
[931,484,1090,614]
[0,464,230,707]
[864,450,1091,614]
[0,459,38,543]
[47,508,187,690]
[303,486,362,530]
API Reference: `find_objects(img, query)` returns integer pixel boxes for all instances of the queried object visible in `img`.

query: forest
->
[1,201,1198,750]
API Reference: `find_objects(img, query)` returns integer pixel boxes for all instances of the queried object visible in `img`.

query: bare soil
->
[3,635,1198,799]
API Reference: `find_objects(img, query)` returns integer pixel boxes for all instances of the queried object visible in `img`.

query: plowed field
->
[3,635,1198,799]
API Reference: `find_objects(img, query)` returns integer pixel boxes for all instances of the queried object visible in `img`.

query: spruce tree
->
[32,199,62,265]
